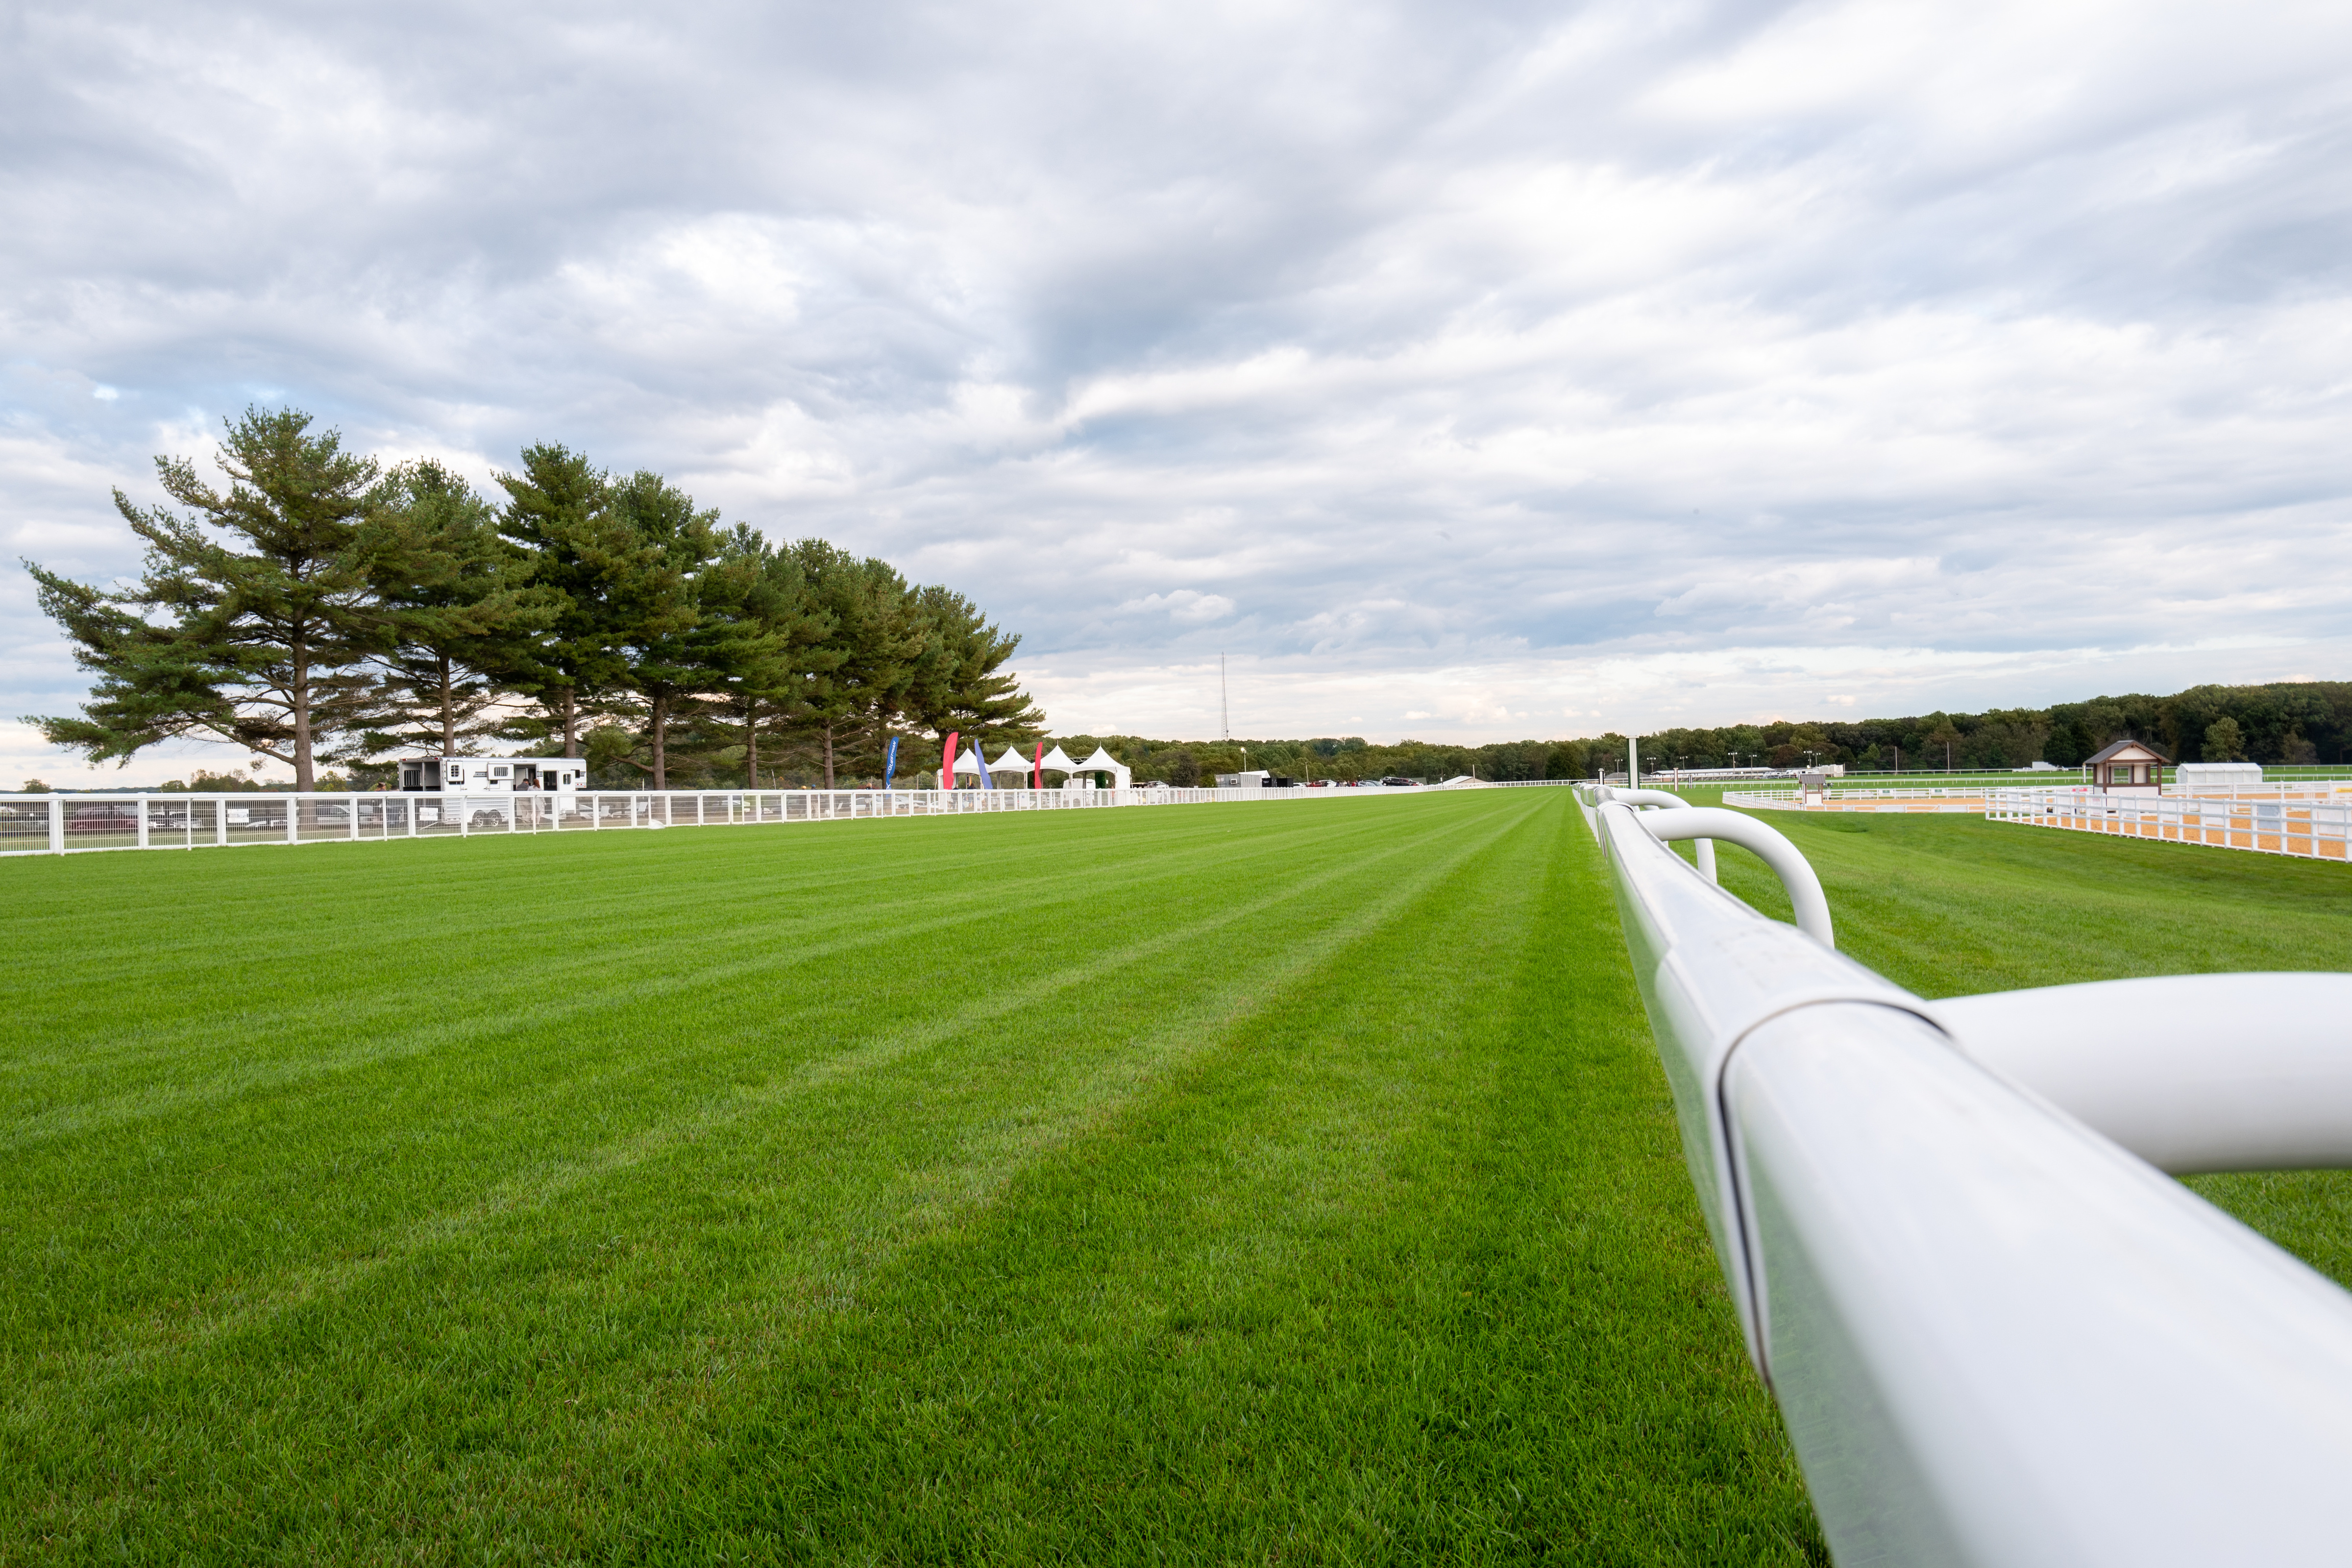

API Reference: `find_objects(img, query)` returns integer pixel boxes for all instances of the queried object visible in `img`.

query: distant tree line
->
[1066,683,2352,788]
[25,407,1042,791]
[1625,684,2352,774]
[1060,734,1578,785]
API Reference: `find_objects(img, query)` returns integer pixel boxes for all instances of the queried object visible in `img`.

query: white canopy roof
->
[952,745,987,776]
[992,745,1032,776]
[1038,744,1079,773]
[1072,746,1132,787]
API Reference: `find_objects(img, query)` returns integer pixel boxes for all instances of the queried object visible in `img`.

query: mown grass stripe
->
[0,803,1472,1151]
[3,795,1540,1401]
[0,802,1419,1078]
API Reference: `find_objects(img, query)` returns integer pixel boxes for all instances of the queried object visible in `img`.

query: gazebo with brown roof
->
[2085,737,2169,794]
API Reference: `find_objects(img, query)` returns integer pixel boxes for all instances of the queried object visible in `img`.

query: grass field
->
[0,791,1827,1565]
[13,787,2352,1564]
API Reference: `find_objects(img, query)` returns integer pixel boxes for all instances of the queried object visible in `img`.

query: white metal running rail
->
[0,784,1360,858]
[1572,781,2352,1565]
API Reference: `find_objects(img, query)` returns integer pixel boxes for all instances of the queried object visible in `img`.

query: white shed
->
[2175,762,2264,794]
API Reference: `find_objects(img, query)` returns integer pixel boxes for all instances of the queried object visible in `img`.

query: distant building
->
[2084,738,2168,794]
[2176,761,2263,793]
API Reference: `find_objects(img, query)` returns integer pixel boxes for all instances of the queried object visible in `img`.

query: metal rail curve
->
[1580,787,2352,1565]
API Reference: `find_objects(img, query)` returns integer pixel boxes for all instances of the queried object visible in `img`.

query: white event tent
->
[1071,746,1132,789]
[946,741,1129,790]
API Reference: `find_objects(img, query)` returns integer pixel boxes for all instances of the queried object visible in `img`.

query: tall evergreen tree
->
[495,444,632,758]
[599,472,781,789]
[790,541,927,787]
[360,460,554,757]
[904,583,1044,753]
[24,406,384,790]
[707,527,835,788]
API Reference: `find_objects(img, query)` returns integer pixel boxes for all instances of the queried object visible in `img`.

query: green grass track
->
[0,791,1825,1565]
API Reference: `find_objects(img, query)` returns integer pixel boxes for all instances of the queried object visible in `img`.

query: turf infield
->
[0,789,1828,1564]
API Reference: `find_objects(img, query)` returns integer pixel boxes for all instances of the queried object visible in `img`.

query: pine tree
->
[598,472,783,789]
[791,541,929,787]
[25,406,384,789]
[494,444,631,758]
[904,583,1044,753]
[360,460,555,757]
[706,527,835,788]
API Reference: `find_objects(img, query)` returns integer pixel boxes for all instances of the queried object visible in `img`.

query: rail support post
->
[48,795,63,854]
[1639,806,1836,947]
[1606,786,1717,881]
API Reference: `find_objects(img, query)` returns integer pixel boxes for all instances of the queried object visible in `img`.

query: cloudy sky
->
[6,0,2352,782]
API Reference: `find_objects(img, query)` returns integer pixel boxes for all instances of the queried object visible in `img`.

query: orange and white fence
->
[1724,784,1988,814]
[1985,787,2352,863]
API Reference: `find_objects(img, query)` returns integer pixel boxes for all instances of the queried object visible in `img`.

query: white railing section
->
[0,783,1365,858]
[1583,783,2352,1564]
[2162,782,2352,802]
[1987,786,2352,863]
[1724,785,1988,812]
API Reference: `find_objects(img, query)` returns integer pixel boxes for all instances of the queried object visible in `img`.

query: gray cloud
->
[6,0,2352,779]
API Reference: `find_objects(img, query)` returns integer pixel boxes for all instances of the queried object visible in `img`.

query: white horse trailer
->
[395,757,590,793]
[394,757,592,826]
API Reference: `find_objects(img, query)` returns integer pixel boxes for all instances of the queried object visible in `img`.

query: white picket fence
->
[1985,786,2352,864]
[1723,784,1989,812]
[0,783,1364,858]
[1575,780,2352,1563]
